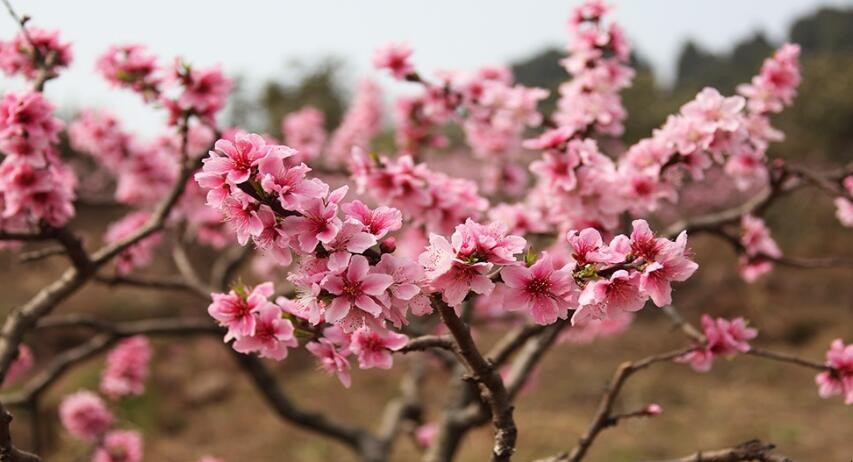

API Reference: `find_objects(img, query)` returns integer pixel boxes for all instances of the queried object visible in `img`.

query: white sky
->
[3,0,852,134]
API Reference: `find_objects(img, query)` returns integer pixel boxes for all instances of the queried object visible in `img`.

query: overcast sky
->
[3,0,852,134]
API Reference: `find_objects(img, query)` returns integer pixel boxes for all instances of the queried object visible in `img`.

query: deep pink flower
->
[232,304,297,360]
[96,44,161,99]
[0,90,64,162]
[815,339,853,405]
[59,391,113,441]
[678,315,757,372]
[207,282,275,341]
[282,187,347,253]
[257,147,326,210]
[349,326,408,369]
[201,134,271,184]
[320,255,394,328]
[93,430,143,462]
[100,336,151,399]
[373,42,415,79]
[3,345,33,386]
[0,28,72,80]
[501,252,577,325]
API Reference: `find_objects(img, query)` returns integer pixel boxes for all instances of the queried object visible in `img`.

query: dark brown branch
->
[565,347,695,462]
[398,335,454,354]
[653,439,793,462]
[0,400,40,462]
[230,352,384,461]
[435,298,517,462]
[746,348,830,373]
[93,274,210,300]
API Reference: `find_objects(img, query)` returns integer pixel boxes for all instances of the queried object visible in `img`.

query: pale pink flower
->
[100,336,151,399]
[349,326,408,369]
[58,391,114,441]
[420,233,495,306]
[373,42,415,79]
[92,430,143,462]
[573,270,645,325]
[414,423,438,449]
[257,148,326,210]
[566,228,623,267]
[375,253,429,323]
[207,282,275,341]
[501,252,577,325]
[342,200,402,239]
[834,197,853,228]
[306,339,352,388]
[814,339,853,405]
[681,87,745,133]
[104,212,162,275]
[643,403,663,416]
[282,106,326,162]
[323,220,378,271]
[320,255,394,328]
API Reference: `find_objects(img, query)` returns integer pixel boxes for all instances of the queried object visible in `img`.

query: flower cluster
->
[737,43,801,114]
[282,106,327,164]
[0,27,72,80]
[350,150,488,234]
[103,212,162,275]
[99,336,152,399]
[327,79,382,164]
[738,214,782,282]
[815,339,852,405]
[95,44,231,125]
[3,344,33,386]
[678,315,758,372]
[554,0,633,137]
[59,391,144,462]
[0,90,76,230]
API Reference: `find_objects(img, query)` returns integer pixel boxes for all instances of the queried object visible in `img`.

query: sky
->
[3,0,852,134]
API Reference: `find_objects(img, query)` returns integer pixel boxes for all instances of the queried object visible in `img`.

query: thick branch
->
[653,439,793,462]
[436,299,517,462]
[0,400,40,462]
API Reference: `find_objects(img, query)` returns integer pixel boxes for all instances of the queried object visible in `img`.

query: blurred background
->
[2,1,853,460]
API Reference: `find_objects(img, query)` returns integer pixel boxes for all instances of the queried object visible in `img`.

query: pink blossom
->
[201,133,272,184]
[419,230,499,307]
[320,255,394,329]
[342,200,402,239]
[501,252,577,325]
[373,42,415,79]
[737,44,801,114]
[349,326,408,369]
[3,345,33,386]
[257,147,326,210]
[232,304,297,360]
[323,220,378,271]
[0,90,63,162]
[306,339,352,388]
[680,87,745,133]
[58,391,114,441]
[282,188,346,253]
[104,212,162,274]
[451,219,526,266]
[96,44,161,99]
[414,423,438,449]
[815,339,853,405]
[92,430,143,462]
[566,228,623,267]
[835,197,853,228]
[169,62,231,123]
[0,28,72,80]
[643,403,663,416]
[282,107,326,162]
[207,282,275,341]
[375,253,430,323]
[738,215,781,282]
[100,336,151,399]
[573,270,645,325]
[678,315,757,372]
[327,79,382,164]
